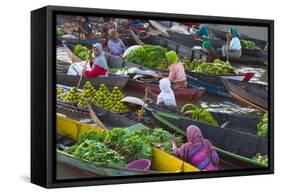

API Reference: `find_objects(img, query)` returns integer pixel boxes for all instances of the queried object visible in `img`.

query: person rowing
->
[165,51,187,88]
[83,43,109,78]
[221,27,242,60]
[145,78,177,107]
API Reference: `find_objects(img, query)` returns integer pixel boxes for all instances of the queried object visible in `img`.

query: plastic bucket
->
[126,159,151,171]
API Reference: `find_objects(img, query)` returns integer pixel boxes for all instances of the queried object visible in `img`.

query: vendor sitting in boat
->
[221,27,242,60]
[83,43,109,78]
[202,40,218,62]
[107,29,127,57]
[193,24,209,38]
[170,125,219,171]
[165,51,187,88]
[76,16,95,39]
[145,78,177,107]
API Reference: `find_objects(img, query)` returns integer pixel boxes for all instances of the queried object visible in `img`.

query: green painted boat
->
[144,103,268,168]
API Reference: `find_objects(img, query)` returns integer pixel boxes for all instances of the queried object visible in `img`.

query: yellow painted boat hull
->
[56,115,199,174]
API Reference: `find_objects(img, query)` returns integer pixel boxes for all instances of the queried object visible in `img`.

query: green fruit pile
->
[240,39,256,49]
[93,84,113,110]
[77,82,96,108]
[111,101,130,113]
[62,87,80,104]
[98,84,111,97]
[109,86,124,106]
[256,112,268,137]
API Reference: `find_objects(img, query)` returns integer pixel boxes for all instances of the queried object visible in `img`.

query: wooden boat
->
[144,66,254,98]
[56,114,199,176]
[126,77,204,100]
[222,79,268,112]
[136,24,268,66]
[57,42,128,89]
[57,36,101,45]
[167,29,268,58]
[210,28,268,49]
[57,72,129,90]
[187,72,231,98]
[143,103,268,168]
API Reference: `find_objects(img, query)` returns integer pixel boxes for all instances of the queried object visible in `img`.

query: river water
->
[57,47,268,117]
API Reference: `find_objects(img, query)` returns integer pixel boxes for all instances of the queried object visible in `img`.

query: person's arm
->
[167,65,176,82]
[145,87,158,98]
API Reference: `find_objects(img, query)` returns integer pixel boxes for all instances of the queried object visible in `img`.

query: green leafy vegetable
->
[62,127,183,166]
[125,45,169,69]
[252,153,268,164]
[257,112,268,137]
[73,44,89,61]
[62,140,126,167]
[56,28,66,36]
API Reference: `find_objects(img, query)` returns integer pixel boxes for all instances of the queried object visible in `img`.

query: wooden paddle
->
[85,99,107,130]
[137,91,148,122]
[77,50,92,89]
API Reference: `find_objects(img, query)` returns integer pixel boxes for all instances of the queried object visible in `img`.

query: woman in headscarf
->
[83,43,109,78]
[202,41,218,62]
[195,24,209,38]
[170,125,219,171]
[165,51,187,88]
[221,27,242,60]
[145,78,177,107]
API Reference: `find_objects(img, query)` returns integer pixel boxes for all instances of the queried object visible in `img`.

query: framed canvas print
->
[31,5,274,188]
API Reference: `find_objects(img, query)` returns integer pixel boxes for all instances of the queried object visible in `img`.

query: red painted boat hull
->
[126,79,205,100]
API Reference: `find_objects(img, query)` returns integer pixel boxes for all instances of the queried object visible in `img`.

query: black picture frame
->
[31,5,274,188]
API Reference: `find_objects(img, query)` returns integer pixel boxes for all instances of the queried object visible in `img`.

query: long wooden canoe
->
[57,72,129,90]
[57,36,101,45]
[143,104,268,168]
[58,42,129,89]
[126,78,205,100]
[222,79,268,112]
[135,26,268,66]
[167,29,268,58]
[210,28,268,49]
[56,115,199,176]
[141,66,254,98]
[130,31,258,82]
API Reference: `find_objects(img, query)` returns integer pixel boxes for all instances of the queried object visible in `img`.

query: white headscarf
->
[157,78,177,107]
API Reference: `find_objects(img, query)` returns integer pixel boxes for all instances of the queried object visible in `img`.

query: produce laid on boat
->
[55,15,269,179]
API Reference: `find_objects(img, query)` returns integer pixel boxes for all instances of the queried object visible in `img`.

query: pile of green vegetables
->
[186,59,236,75]
[240,39,256,49]
[181,104,218,126]
[252,153,268,164]
[125,45,169,69]
[61,127,183,167]
[256,112,268,137]
[56,28,66,36]
[73,44,90,61]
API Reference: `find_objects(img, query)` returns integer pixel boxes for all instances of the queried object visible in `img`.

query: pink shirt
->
[168,62,187,83]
